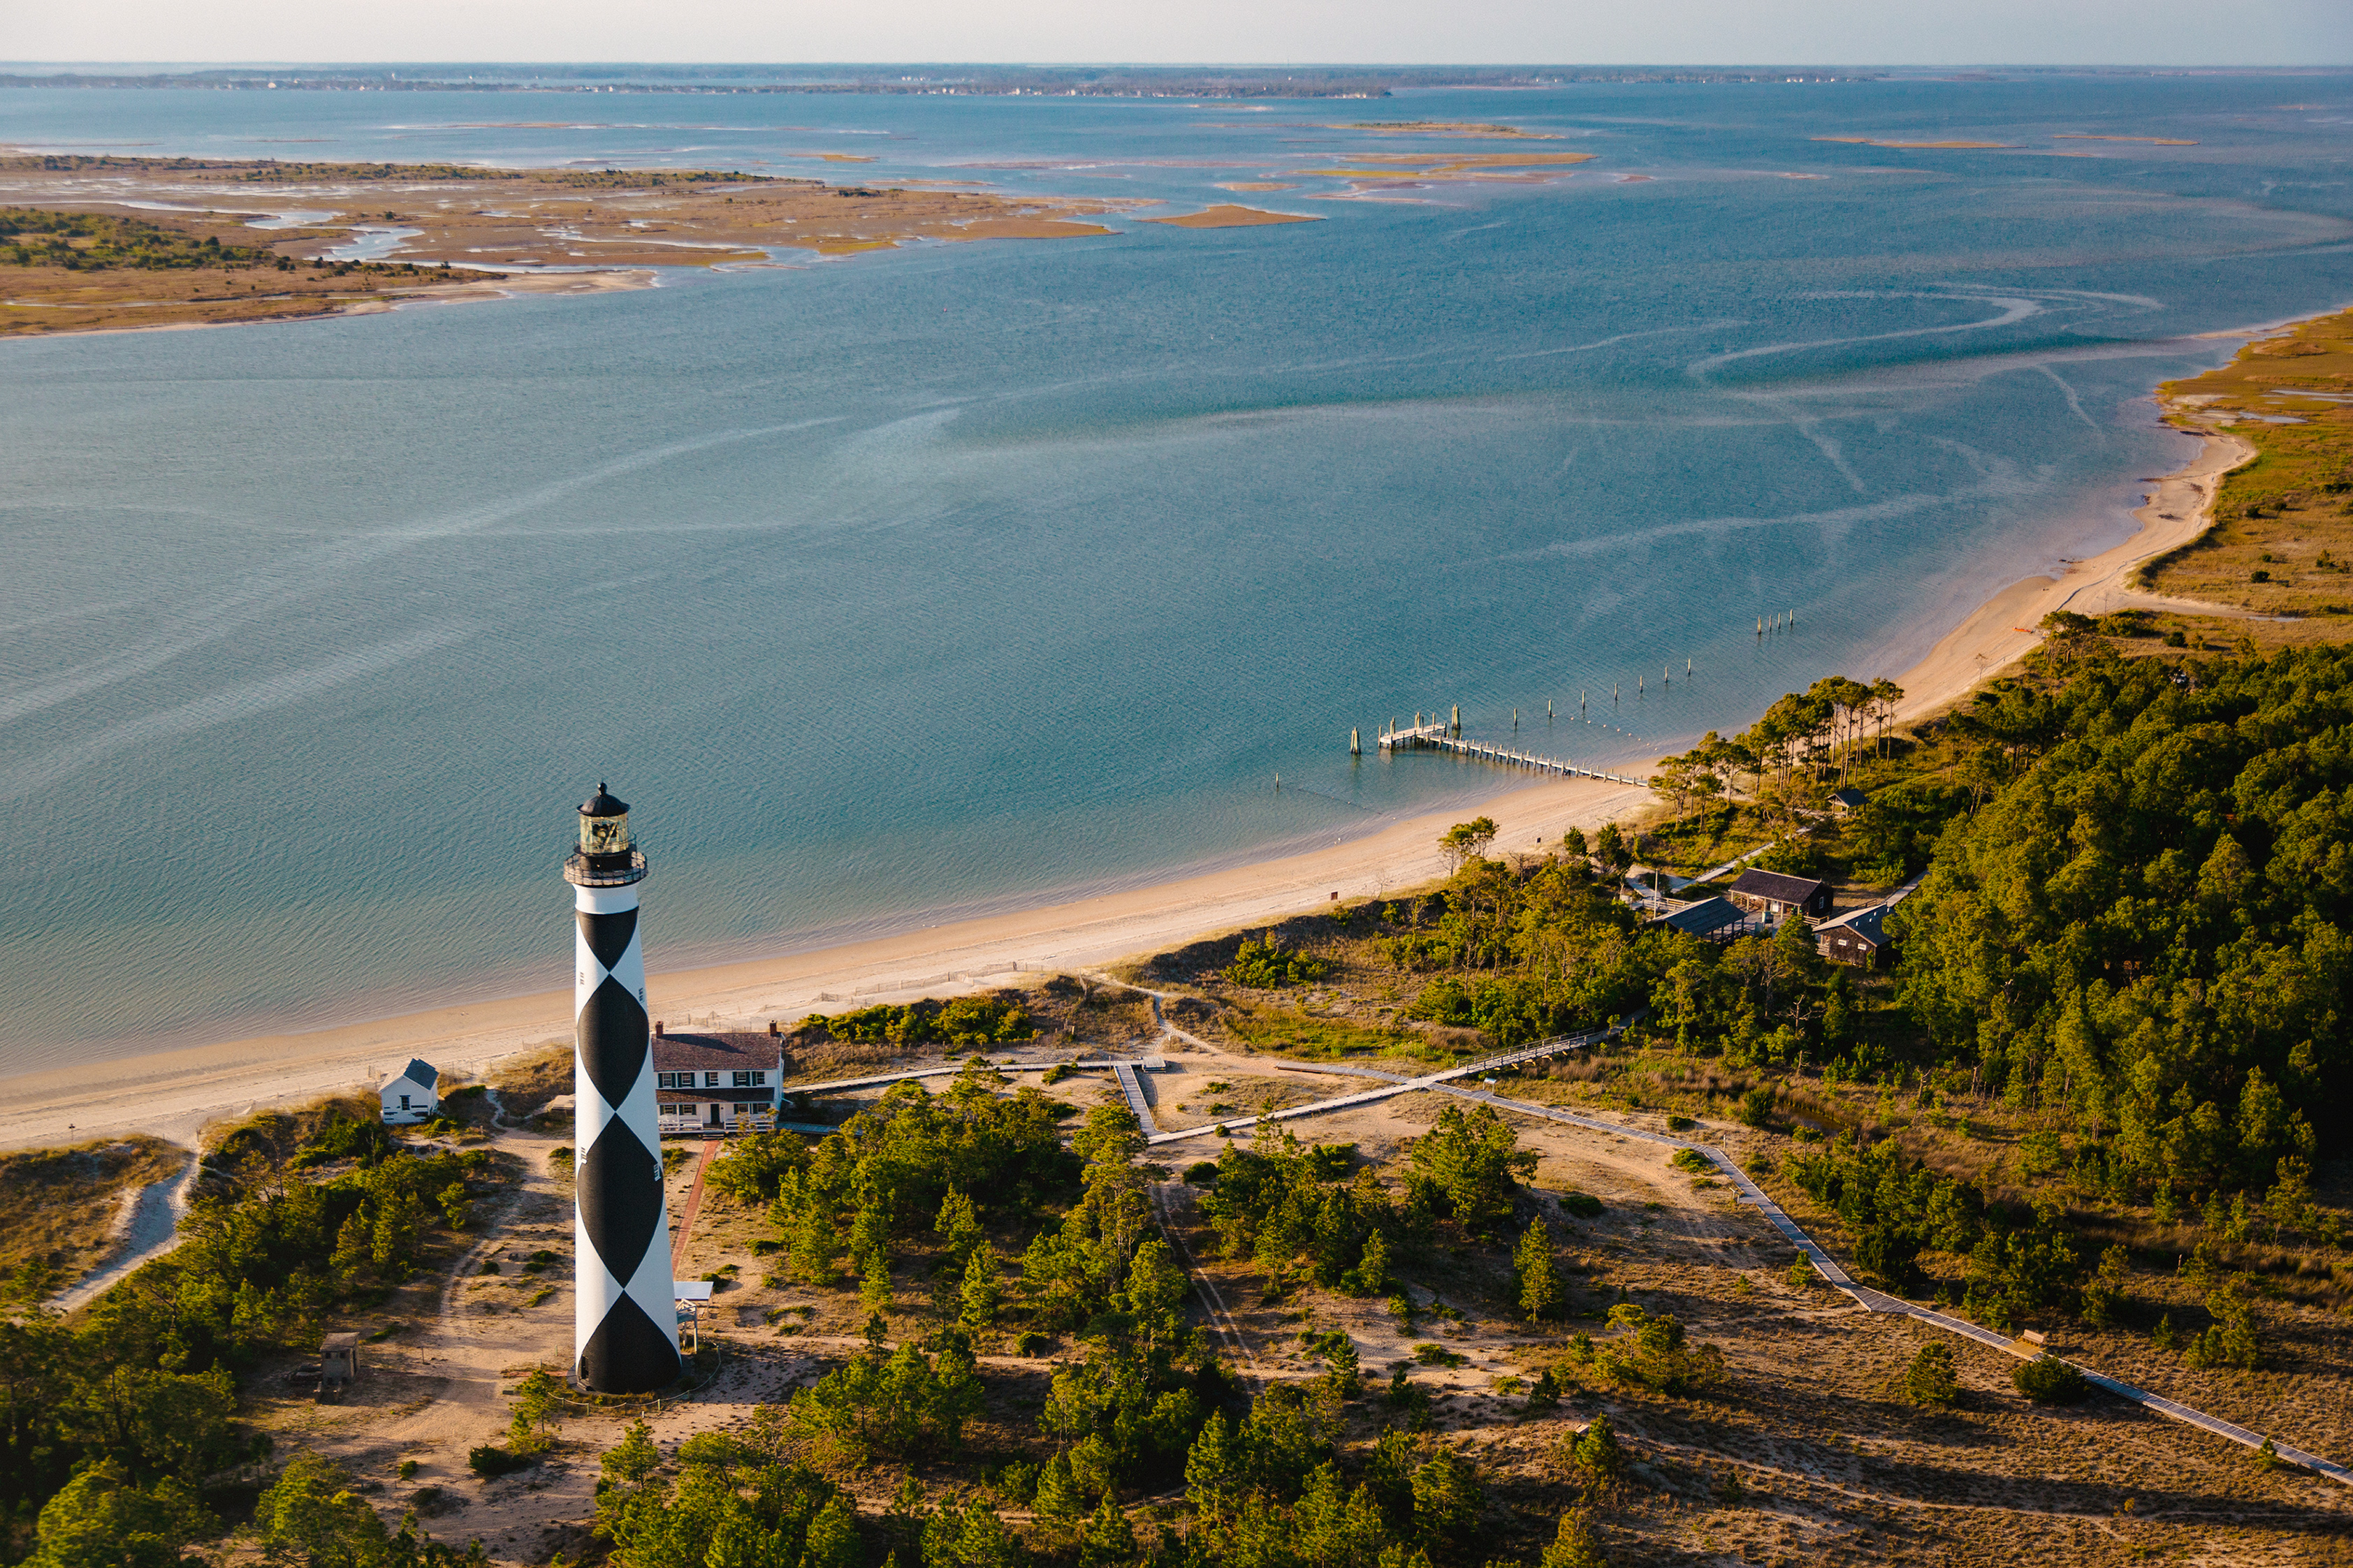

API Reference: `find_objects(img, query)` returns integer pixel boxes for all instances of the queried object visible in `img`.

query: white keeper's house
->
[651,1027,784,1136]
[379,1060,439,1124]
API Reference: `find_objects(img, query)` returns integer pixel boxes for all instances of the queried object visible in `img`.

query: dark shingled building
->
[1726,868,1835,921]
[1815,903,1895,968]
[1645,896,1751,944]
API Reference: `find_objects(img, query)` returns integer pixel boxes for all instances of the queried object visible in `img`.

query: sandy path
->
[1888,423,2256,724]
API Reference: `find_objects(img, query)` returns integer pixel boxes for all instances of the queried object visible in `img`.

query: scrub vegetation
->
[0,1099,500,1565]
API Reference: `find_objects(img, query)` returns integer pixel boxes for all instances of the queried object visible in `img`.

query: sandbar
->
[1337,122,1561,139]
[1142,205,1321,228]
[1811,138,2020,149]
[0,152,1134,335]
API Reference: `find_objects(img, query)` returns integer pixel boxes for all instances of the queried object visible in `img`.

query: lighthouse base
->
[577,1295,681,1393]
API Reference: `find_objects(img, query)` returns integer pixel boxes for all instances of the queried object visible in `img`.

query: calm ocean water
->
[3,75,2351,1069]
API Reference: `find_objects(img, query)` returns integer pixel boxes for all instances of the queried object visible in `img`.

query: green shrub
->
[1737,1087,1776,1129]
[1666,1114,1696,1131]
[1669,1148,1712,1175]
[468,1444,537,1477]
[1899,1342,1959,1407]
[1183,1161,1219,1187]
[2011,1356,2088,1405]
[1014,1331,1051,1356]
[1558,1189,1604,1217]
[1223,935,1327,988]
[397,1459,418,1480]
[287,1114,400,1170]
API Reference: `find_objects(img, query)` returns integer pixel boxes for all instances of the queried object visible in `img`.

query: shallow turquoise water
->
[3,76,2350,1067]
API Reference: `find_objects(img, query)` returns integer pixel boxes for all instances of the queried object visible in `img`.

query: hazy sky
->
[6,0,2350,68]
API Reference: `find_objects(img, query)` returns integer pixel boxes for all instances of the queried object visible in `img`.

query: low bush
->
[2011,1356,2088,1405]
[1898,1342,1959,1408]
[467,1444,537,1478]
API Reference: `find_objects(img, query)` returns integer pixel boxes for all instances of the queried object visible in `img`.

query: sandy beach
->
[0,773,1647,1152]
[0,385,2258,1154]
[1884,421,2255,725]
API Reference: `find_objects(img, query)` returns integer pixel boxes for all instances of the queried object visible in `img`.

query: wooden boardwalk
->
[1376,721,1643,786]
[768,1032,2347,1482]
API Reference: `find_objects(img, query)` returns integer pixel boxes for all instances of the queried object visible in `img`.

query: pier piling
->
[1374,719,1638,785]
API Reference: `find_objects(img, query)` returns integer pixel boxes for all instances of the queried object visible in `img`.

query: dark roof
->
[652,1032,782,1073]
[1819,904,1891,947]
[581,782,628,818]
[1649,897,1747,938]
[390,1058,436,1089]
[1728,869,1830,904]
[1829,787,1867,809]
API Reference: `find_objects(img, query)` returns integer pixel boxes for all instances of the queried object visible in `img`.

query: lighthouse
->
[564,784,680,1393]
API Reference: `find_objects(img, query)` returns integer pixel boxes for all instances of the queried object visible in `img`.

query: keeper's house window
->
[731,1070,768,1087]
[704,1071,722,1088]
[733,1102,760,1117]
[657,1071,688,1090]
[660,1103,694,1117]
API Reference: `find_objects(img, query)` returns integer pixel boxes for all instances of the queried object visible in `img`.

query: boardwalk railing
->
[1377,722,1642,787]
[1422,1079,2353,1488]
[1144,1023,1622,1146]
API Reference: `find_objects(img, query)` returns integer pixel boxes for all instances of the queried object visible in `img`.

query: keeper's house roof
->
[651,1032,782,1073]
[386,1059,436,1091]
[1817,904,1893,948]
[1647,897,1747,939]
[1728,869,1831,905]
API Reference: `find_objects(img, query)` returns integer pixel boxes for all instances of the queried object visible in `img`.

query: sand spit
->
[1812,137,2020,149]
[0,153,1132,336]
[1142,204,1322,228]
[1885,424,2255,724]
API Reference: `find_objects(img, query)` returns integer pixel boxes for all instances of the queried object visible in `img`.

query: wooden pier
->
[1375,721,1642,786]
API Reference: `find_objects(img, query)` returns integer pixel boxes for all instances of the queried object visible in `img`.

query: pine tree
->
[935,1187,984,1263]
[1899,1342,1958,1408]
[1526,1367,1561,1412]
[1516,1219,1564,1321]
[1121,1237,1188,1351]
[959,1244,1003,1332]
[1325,1336,1362,1400]
[1348,1230,1390,1295]
[1033,1452,1085,1530]
[1183,1414,1244,1523]
[788,1196,838,1285]
[1077,1497,1137,1568]
[1538,1509,1607,1568]
[859,1247,893,1314]
[1568,1416,1625,1485]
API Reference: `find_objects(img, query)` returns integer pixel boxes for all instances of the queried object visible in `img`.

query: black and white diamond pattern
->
[572,888,680,1393]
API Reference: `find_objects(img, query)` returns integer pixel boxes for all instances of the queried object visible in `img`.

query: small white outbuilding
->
[380,1059,439,1124]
